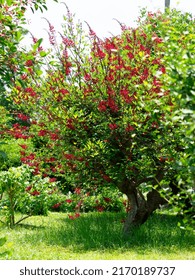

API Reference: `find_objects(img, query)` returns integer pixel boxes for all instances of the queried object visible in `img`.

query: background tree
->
[140,9,195,228]
[0,0,58,126]
[165,0,170,9]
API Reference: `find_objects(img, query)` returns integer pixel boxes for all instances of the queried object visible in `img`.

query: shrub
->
[0,139,34,171]
[0,165,58,227]
[49,187,126,213]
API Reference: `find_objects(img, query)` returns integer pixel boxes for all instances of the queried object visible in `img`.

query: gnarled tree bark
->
[119,172,167,236]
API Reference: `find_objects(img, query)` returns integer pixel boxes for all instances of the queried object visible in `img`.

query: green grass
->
[0,211,194,260]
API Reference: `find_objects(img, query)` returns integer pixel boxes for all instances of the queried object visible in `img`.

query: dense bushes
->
[0,165,58,227]
[0,139,34,170]
[48,187,126,214]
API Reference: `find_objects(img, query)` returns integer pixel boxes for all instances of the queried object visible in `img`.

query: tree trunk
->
[121,181,167,236]
[165,0,170,8]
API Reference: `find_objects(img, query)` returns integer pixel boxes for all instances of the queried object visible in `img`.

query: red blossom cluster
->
[68,213,80,220]
[17,113,29,121]
[66,118,75,130]
[52,202,62,209]
[61,36,74,47]
[25,186,40,196]
[6,123,30,139]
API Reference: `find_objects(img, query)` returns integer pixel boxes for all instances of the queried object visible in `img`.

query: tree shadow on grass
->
[23,212,195,254]
[14,223,45,230]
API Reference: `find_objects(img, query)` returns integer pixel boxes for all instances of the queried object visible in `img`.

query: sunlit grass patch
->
[0,211,194,260]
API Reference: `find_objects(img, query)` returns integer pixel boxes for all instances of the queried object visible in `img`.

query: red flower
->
[25,186,32,192]
[27,67,33,74]
[107,98,118,112]
[102,174,112,182]
[25,60,33,67]
[89,29,96,36]
[128,52,134,59]
[59,88,69,95]
[49,178,57,183]
[159,156,168,162]
[17,113,29,121]
[13,123,20,129]
[77,157,84,162]
[126,124,135,132]
[152,58,161,65]
[153,36,163,44]
[96,206,104,212]
[21,74,27,80]
[84,73,91,81]
[19,144,28,149]
[31,190,40,196]
[52,203,61,209]
[75,213,80,218]
[46,157,56,163]
[64,153,75,160]
[68,213,80,220]
[38,130,47,136]
[74,187,81,194]
[106,74,114,81]
[33,167,40,175]
[66,118,75,130]
[50,133,59,140]
[109,123,118,130]
[103,197,112,203]
[68,214,75,220]
[62,37,74,47]
[120,88,129,98]
[25,87,36,97]
[160,66,166,74]
[65,199,73,204]
[104,40,117,51]
[20,151,26,156]
[98,100,107,112]
[96,49,106,59]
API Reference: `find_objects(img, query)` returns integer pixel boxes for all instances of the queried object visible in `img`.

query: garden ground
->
[0,211,194,260]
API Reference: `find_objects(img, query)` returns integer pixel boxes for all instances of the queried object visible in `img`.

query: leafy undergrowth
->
[0,211,194,260]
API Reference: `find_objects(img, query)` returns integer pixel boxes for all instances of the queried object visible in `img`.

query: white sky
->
[24,0,195,47]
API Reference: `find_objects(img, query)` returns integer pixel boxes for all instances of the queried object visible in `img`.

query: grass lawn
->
[0,211,194,260]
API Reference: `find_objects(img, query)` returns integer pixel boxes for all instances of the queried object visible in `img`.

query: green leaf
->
[39,51,47,57]
[32,38,43,51]
[0,237,7,247]
[0,151,7,160]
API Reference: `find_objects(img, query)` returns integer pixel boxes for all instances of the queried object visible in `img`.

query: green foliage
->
[163,11,195,187]
[135,9,195,228]
[49,187,126,213]
[0,165,58,227]
[0,139,34,170]
[0,236,12,258]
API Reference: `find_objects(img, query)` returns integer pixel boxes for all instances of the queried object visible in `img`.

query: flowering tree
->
[6,6,194,233]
